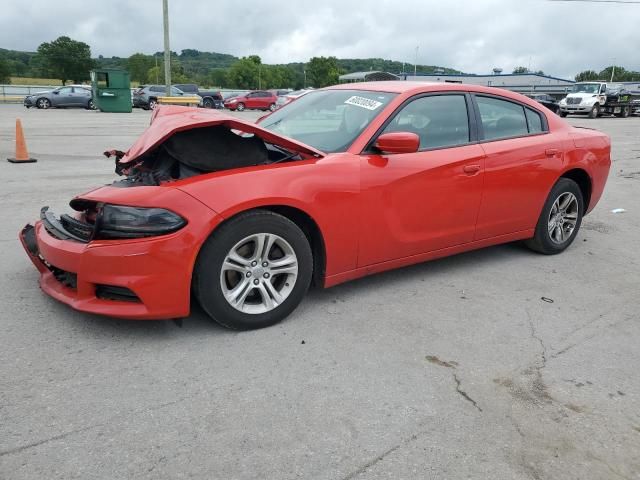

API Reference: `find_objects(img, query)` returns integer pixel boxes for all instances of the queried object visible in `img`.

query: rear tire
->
[269,103,276,112]
[588,104,599,119]
[525,178,584,255]
[203,97,214,108]
[87,99,95,110]
[620,106,630,118]
[194,210,313,330]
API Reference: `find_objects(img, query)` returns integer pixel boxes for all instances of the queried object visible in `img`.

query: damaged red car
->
[20,82,611,329]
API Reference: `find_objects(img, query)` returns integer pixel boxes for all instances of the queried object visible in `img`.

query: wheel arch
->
[560,168,592,210]
[194,204,327,289]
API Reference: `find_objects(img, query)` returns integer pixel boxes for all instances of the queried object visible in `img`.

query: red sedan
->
[20,82,611,329]
[224,90,278,112]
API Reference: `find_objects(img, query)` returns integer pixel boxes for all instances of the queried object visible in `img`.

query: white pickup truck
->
[558,82,632,119]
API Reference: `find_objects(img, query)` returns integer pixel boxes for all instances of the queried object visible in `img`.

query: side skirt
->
[323,229,534,288]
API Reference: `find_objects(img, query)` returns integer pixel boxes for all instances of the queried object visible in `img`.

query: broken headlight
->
[96,204,186,239]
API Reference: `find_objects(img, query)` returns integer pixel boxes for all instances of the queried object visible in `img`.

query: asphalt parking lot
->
[1,103,639,480]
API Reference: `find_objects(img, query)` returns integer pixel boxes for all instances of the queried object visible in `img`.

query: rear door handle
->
[545,148,559,157]
[463,164,481,174]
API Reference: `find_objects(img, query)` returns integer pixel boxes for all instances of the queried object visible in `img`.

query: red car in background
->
[224,90,278,112]
[20,82,610,330]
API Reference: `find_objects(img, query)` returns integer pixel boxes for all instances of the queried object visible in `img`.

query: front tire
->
[269,103,276,112]
[236,102,245,112]
[525,178,583,255]
[148,98,158,110]
[588,104,599,119]
[558,110,567,118]
[194,210,313,330]
[36,98,51,109]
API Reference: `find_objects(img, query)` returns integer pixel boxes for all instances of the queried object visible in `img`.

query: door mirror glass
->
[374,132,420,154]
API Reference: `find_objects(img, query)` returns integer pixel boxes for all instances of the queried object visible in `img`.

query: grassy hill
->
[2,47,462,84]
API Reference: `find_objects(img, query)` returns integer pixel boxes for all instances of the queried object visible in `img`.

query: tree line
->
[0,36,459,88]
[1,36,639,87]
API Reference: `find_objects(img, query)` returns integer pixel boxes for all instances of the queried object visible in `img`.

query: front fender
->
[176,156,361,278]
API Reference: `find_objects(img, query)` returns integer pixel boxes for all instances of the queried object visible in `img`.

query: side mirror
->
[374,132,420,154]
[52,91,59,95]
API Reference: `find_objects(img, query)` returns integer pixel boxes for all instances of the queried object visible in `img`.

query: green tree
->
[36,36,94,85]
[0,58,10,84]
[208,68,229,88]
[306,56,340,88]
[227,57,261,89]
[145,58,189,85]
[512,66,529,74]
[575,70,599,82]
[599,65,629,82]
[127,53,154,83]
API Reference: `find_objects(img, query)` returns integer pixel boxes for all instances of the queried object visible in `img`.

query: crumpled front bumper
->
[19,191,222,320]
[19,219,196,319]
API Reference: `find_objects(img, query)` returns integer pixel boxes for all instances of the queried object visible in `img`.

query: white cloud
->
[1,0,639,79]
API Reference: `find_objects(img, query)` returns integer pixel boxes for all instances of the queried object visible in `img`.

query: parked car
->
[269,89,292,97]
[173,83,224,109]
[527,93,559,113]
[275,89,313,109]
[19,82,610,330]
[24,86,94,110]
[224,90,278,111]
[132,85,191,110]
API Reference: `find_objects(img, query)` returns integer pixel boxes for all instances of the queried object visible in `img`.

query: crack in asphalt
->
[453,373,483,412]
[339,440,408,480]
[0,398,184,458]
[527,309,547,370]
[425,355,482,412]
[0,424,102,457]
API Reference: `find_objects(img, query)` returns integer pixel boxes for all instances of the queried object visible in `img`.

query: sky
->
[2,0,639,79]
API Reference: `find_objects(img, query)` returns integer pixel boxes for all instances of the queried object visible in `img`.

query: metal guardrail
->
[1,84,61,103]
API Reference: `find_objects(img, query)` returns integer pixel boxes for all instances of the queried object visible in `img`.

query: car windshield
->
[260,89,397,153]
[572,83,600,94]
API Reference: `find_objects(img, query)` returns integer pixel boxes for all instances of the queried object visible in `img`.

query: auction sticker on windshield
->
[344,96,383,110]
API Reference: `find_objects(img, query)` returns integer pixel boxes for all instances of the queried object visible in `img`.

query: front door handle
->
[463,164,481,174]
[545,148,559,157]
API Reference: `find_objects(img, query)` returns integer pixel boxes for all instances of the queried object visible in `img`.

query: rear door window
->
[476,96,528,140]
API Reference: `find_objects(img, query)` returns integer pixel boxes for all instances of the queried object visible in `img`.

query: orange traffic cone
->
[7,119,37,163]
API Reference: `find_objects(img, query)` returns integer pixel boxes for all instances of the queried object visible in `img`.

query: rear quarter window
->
[525,108,543,134]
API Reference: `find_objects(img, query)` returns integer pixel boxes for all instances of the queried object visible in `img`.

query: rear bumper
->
[20,219,197,320]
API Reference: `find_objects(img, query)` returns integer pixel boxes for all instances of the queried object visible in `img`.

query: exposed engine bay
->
[105,125,300,187]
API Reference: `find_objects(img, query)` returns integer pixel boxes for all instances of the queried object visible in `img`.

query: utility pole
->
[610,59,616,82]
[414,46,419,78]
[162,0,171,96]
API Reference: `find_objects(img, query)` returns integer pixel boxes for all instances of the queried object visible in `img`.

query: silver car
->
[24,86,94,110]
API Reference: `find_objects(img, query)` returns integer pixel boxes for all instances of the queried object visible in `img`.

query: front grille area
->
[95,285,141,303]
[49,265,78,290]
[567,97,582,105]
[60,214,94,241]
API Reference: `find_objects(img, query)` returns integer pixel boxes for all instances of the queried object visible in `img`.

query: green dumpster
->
[90,69,132,113]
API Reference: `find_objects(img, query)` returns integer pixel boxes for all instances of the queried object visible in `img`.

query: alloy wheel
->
[220,233,298,314]
[547,192,578,244]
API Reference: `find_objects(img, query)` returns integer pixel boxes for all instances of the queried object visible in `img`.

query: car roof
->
[326,81,546,103]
